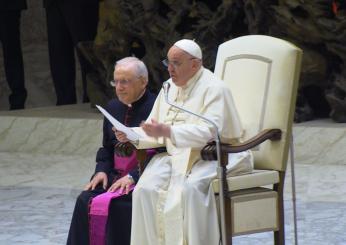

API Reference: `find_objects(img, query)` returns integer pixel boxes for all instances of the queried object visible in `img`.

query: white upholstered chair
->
[201,35,302,245]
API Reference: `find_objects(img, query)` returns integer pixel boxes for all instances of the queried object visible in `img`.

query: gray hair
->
[114,57,148,81]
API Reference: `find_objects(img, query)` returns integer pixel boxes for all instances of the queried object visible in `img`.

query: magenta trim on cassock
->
[89,151,138,245]
[89,185,135,245]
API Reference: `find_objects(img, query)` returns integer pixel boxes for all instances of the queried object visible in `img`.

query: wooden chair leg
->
[224,196,232,245]
[274,172,285,245]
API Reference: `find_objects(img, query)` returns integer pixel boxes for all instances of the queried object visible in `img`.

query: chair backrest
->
[214,35,302,171]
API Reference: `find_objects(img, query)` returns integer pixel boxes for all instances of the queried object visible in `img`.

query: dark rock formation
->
[79,0,346,122]
[268,0,346,122]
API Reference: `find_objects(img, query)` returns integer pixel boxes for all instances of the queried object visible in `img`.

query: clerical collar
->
[177,67,204,101]
[127,89,147,108]
[181,66,203,89]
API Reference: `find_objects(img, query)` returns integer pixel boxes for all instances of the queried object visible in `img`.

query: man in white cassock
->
[114,39,253,245]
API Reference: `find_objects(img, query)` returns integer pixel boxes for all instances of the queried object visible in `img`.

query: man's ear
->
[141,77,148,88]
[191,59,201,70]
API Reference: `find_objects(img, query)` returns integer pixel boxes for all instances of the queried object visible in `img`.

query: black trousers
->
[0,10,27,110]
[45,1,99,105]
[67,185,133,245]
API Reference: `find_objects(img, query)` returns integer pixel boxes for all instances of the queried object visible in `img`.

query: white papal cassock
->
[130,67,253,245]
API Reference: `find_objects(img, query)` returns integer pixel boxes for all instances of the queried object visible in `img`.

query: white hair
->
[114,57,148,81]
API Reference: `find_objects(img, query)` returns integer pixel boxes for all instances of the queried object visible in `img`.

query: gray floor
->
[0,108,346,244]
[2,156,346,244]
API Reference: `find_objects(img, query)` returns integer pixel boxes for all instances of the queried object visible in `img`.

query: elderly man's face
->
[166,46,200,87]
[113,66,147,105]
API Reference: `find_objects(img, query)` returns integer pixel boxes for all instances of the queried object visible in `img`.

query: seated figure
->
[67,57,157,245]
[115,40,253,245]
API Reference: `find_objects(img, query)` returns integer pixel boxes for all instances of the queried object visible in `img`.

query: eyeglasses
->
[162,58,198,69]
[110,79,132,87]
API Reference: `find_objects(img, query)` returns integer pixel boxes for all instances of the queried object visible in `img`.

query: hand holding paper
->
[96,105,140,141]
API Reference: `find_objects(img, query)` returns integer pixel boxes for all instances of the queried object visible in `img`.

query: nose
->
[167,63,175,73]
[116,83,125,91]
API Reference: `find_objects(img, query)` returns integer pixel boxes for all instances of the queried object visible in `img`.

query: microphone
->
[162,80,228,244]
[162,81,220,145]
[163,81,170,102]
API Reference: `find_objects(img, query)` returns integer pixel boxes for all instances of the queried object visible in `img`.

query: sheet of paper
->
[96,105,140,141]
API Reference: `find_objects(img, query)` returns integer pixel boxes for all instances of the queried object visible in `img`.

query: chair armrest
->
[114,142,136,157]
[201,129,282,161]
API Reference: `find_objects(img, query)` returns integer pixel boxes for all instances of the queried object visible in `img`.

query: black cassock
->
[67,90,156,245]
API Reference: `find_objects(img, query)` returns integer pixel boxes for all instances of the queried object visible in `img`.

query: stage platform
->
[0,104,345,244]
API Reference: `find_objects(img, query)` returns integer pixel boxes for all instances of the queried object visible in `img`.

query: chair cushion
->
[212,169,280,193]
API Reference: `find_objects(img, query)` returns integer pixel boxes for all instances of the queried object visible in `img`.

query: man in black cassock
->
[67,57,157,245]
[0,0,27,110]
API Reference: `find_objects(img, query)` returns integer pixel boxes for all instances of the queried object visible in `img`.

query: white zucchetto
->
[173,39,202,60]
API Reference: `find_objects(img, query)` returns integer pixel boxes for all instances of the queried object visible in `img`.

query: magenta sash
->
[113,151,138,178]
[89,185,135,245]
[89,152,137,245]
